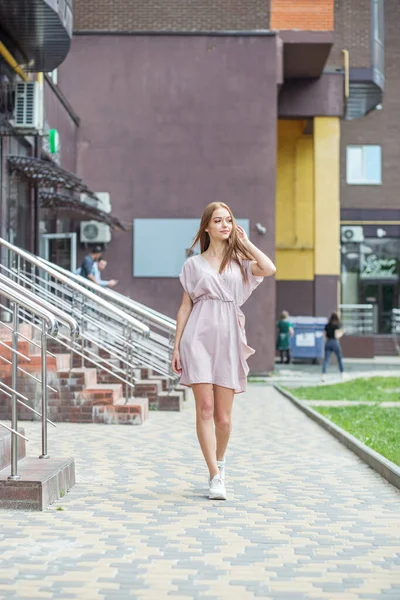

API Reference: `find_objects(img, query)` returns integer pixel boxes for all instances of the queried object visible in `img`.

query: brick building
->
[1,0,393,367]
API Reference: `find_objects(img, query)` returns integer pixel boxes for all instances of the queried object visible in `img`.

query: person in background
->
[79,245,103,283]
[321,312,345,381]
[276,310,294,364]
[93,258,118,288]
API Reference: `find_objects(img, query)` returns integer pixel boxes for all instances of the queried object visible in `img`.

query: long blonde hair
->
[188,202,254,281]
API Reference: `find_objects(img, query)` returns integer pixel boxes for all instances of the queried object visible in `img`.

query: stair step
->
[0,456,75,510]
[80,383,123,405]
[93,397,149,425]
[158,390,184,412]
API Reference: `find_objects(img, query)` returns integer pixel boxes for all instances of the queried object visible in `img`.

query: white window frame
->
[346,145,382,185]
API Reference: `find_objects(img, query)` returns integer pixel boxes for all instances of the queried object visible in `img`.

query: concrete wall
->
[44,79,78,173]
[59,34,278,372]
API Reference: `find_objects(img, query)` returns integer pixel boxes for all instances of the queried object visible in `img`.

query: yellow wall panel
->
[276,249,314,281]
[276,120,314,281]
[314,117,340,276]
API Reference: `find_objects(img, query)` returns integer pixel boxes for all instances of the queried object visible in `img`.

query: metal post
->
[39,320,49,459]
[81,298,85,368]
[125,329,131,404]
[8,302,20,480]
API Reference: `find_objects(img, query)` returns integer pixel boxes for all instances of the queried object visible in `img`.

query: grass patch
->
[288,376,400,403]
[315,405,400,466]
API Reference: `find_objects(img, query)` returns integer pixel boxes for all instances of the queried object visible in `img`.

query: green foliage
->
[315,405,400,466]
[289,376,400,403]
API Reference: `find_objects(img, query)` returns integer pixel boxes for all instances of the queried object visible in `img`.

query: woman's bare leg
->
[192,383,219,479]
[213,385,234,462]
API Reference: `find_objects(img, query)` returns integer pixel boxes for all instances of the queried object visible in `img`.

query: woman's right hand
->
[171,348,182,375]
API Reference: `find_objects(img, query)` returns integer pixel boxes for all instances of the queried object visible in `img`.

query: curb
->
[274,383,400,492]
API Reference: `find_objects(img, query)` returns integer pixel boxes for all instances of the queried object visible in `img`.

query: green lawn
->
[289,376,400,403]
[315,405,400,466]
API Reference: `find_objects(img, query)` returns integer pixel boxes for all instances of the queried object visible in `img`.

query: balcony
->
[0,0,73,72]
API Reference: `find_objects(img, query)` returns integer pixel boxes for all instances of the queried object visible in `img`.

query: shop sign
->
[360,255,398,279]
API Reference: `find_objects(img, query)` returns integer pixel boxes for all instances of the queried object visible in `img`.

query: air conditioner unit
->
[341,226,364,243]
[80,192,111,213]
[13,82,43,130]
[80,221,111,244]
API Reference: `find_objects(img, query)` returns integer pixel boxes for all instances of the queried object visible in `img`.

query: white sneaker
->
[321,374,326,382]
[217,459,226,482]
[209,474,227,500]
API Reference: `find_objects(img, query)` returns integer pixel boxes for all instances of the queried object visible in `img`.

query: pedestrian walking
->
[276,310,294,364]
[171,202,276,500]
[78,245,103,283]
[321,312,345,381]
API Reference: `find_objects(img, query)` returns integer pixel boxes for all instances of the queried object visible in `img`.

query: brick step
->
[93,397,149,425]
[0,427,26,471]
[79,383,123,406]
[57,367,98,389]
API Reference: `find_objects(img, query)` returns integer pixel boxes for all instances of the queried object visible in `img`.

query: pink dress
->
[179,255,264,394]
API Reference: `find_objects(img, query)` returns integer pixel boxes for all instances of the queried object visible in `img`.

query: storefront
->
[341,221,400,334]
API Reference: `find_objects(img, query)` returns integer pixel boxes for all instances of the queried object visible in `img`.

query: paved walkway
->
[269,357,400,388]
[0,385,400,600]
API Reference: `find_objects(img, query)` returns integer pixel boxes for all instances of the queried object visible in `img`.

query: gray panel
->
[133,218,250,277]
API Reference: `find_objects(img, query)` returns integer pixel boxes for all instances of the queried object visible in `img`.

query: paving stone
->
[0,385,399,599]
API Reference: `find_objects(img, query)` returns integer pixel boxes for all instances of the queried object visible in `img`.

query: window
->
[346,145,382,185]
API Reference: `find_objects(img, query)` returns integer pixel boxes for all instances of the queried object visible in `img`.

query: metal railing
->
[0,237,178,401]
[38,256,176,345]
[339,304,375,335]
[0,278,79,480]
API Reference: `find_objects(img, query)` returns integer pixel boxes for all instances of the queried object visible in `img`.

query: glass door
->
[41,233,77,271]
[361,281,398,334]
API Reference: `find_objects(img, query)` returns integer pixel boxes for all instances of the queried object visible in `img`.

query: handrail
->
[0,422,29,442]
[37,256,176,332]
[0,273,79,338]
[0,380,56,427]
[0,281,59,336]
[0,237,150,337]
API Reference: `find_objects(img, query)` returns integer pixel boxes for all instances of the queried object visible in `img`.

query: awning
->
[39,192,125,231]
[8,155,99,200]
[8,155,126,231]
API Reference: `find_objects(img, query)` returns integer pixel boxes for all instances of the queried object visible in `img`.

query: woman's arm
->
[236,225,276,277]
[247,240,276,277]
[171,291,193,374]
[174,292,193,350]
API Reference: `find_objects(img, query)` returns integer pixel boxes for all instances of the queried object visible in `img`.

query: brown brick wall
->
[74,0,269,31]
[271,0,333,31]
[340,0,400,211]
[328,0,371,69]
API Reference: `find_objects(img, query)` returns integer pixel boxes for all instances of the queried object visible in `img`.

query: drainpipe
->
[33,73,44,255]
[0,41,29,82]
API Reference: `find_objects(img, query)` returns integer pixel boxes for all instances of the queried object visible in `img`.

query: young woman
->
[276,310,294,364]
[171,203,276,500]
[322,312,345,381]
